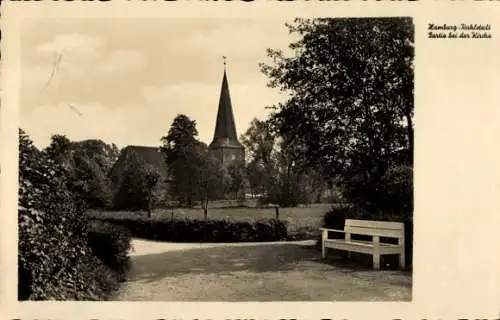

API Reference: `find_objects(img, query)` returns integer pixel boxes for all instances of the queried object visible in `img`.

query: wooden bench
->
[320,219,405,270]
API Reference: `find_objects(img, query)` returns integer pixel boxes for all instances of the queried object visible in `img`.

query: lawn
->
[88,203,334,239]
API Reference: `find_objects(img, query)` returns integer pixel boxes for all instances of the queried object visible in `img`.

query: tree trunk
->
[147,193,152,218]
[203,197,208,220]
[405,108,414,164]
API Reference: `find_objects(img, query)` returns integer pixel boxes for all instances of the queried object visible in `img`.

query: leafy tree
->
[161,114,205,207]
[240,119,277,199]
[72,139,120,174]
[195,148,225,219]
[241,118,325,206]
[144,167,161,217]
[43,135,116,209]
[226,160,247,200]
[260,17,414,213]
[44,134,72,167]
[112,153,160,214]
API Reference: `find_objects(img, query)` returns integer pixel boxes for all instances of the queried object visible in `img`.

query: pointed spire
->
[210,58,242,149]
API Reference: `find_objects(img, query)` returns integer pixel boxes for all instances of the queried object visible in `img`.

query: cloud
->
[36,33,103,60]
[140,80,285,144]
[21,102,150,149]
[96,49,147,77]
[174,22,293,60]
[21,20,292,149]
[34,33,147,80]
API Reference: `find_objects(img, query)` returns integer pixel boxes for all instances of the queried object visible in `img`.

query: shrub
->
[379,165,413,219]
[92,216,288,243]
[87,221,132,281]
[18,130,128,300]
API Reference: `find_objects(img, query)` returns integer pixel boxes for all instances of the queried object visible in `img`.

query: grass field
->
[87,203,333,239]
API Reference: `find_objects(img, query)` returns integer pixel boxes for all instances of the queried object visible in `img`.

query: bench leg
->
[373,254,380,270]
[398,238,406,270]
[321,229,327,259]
[399,252,406,269]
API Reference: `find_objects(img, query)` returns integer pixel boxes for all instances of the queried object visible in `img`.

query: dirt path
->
[113,239,412,301]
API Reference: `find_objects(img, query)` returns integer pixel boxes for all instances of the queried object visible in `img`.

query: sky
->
[20,18,296,149]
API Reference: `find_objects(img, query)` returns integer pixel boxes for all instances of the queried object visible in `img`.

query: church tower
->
[209,58,245,167]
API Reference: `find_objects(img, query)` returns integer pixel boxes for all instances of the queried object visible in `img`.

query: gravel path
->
[112,239,412,301]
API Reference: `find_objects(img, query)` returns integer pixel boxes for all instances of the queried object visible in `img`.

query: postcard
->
[1,1,499,319]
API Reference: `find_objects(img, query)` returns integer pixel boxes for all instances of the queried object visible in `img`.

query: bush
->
[380,165,413,218]
[18,130,128,300]
[92,216,288,243]
[87,221,132,281]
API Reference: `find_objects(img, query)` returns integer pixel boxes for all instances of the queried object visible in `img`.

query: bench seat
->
[324,239,403,255]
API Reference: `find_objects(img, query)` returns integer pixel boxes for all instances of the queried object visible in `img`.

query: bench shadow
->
[127,243,412,285]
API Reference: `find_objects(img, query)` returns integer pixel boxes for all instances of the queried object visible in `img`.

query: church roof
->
[108,145,169,186]
[209,69,244,150]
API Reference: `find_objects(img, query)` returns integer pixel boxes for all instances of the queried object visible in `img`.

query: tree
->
[195,149,225,219]
[226,160,247,200]
[240,118,325,206]
[43,135,115,209]
[44,134,72,167]
[161,114,204,207]
[240,119,277,199]
[144,165,160,217]
[112,153,160,214]
[260,17,414,213]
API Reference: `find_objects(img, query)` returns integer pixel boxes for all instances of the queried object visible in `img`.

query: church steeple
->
[209,58,245,166]
[209,58,243,149]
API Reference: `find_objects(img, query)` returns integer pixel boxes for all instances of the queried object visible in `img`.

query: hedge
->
[87,221,132,282]
[92,217,288,243]
[18,130,132,300]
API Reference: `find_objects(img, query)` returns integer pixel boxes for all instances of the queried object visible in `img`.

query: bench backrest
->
[344,219,405,239]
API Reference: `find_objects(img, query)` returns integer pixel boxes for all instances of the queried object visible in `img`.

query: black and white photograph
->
[18,17,415,301]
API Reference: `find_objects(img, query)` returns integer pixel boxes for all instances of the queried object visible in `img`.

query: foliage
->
[161,114,204,207]
[161,114,226,210]
[87,220,132,281]
[18,129,128,300]
[112,152,161,213]
[225,160,248,200]
[92,216,288,243]
[380,164,413,217]
[88,203,333,240]
[44,135,118,209]
[195,148,226,218]
[241,118,326,207]
[261,17,414,214]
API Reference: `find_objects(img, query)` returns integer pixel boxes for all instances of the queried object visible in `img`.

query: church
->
[209,64,245,166]
[108,63,245,204]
